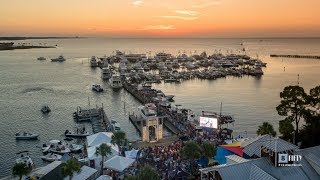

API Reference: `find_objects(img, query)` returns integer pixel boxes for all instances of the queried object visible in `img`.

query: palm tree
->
[111,131,127,147]
[111,131,127,155]
[12,163,32,180]
[179,141,202,175]
[257,122,277,137]
[95,143,112,175]
[61,159,81,180]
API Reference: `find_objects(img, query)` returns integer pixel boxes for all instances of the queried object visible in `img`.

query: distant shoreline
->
[0,36,83,41]
[0,45,55,51]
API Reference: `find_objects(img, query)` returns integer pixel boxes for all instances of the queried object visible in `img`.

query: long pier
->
[124,82,181,135]
[270,54,320,59]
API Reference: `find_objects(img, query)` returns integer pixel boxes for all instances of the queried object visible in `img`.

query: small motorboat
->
[92,84,104,92]
[40,153,62,162]
[41,105,51,114]
[15,132,39,140]
[37,57,46,60]
[16,151,34,169]
[42,140,70,154]
[69,144,83,152]
[51,55,66,62]
[64,129,91,138]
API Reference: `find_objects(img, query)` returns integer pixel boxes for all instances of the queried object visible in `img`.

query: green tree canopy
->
[12,163,32,180]
[257,122,277,137]
[179,141,202,174]
[279,117,294,141]
[111,131,127,147]
[125,165,160,180]
[201,142,216,163]
[95,143,112,175]
[61,159,81,180]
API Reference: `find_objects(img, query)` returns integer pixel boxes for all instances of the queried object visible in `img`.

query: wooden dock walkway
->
[91,108,111,134]
[124,82,182,135]
[270,54,320,59]
[129,114,142,135]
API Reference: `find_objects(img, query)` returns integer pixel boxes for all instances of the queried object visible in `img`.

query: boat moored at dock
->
[109,74,123,89]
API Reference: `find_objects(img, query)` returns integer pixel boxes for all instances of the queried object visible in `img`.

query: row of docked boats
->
[42,140,83,154]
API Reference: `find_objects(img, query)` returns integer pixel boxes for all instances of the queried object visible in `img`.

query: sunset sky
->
[1,0,319,37]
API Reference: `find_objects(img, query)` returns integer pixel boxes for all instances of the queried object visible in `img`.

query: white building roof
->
[87,132,113,147]
[64,165,98,180]
[104,155,135,172]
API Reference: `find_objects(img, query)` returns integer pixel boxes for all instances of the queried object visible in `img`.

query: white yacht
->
[90,56,98,67]
[92,84,104,92]
[51,55,66,62]
[101,67,111,80]
[109,74,122,89]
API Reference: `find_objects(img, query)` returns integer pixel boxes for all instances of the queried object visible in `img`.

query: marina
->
[1,38,320,178]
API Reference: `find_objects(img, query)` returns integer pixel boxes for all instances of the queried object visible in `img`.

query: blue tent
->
[214,147,235,164]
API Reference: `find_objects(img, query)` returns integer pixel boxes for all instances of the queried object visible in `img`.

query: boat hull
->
[15,135,39,140]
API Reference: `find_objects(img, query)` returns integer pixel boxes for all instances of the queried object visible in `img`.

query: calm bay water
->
[0,38,320,177]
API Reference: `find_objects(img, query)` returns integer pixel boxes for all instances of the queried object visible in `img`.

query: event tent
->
[104,155,135,172]
[125,149,139,159]
[87,143,119,160]
[86,132,113,147]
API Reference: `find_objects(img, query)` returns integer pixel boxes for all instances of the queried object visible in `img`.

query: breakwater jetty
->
[270,54,320,59]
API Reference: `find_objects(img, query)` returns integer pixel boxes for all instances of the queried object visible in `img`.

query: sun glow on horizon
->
[0,0,320,37]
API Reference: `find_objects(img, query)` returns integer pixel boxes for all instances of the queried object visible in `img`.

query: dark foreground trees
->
[257,122,277,137]
[277,85,320,147]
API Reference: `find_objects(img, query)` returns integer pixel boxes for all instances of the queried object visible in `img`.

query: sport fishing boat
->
[15,132,39,140]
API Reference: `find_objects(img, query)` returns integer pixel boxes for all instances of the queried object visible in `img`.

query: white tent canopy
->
[87,132,113,147]
[87,143,119,160]
[125,149,139,159]
[104,155,135,172]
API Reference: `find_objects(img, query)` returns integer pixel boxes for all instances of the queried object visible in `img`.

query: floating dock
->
[270,54,320,59]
